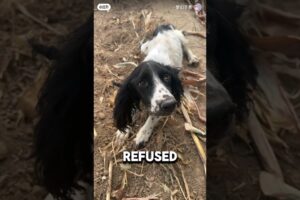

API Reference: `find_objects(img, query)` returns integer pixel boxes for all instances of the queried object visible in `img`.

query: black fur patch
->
[207,0,257,121]
[34,16,93,199]
[153,24,176,37]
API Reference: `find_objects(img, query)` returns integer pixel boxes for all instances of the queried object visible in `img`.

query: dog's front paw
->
[115,129,130,147]
[188,55,200,66]
[134,129,151,149]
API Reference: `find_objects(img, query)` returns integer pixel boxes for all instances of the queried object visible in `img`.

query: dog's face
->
[113,61,183,130]
[130,61,181,115]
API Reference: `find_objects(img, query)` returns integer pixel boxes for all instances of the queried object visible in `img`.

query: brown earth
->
[94,0,206,200]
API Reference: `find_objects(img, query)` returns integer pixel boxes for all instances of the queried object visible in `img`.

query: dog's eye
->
[138,80,148,88]
[163,74,171,82]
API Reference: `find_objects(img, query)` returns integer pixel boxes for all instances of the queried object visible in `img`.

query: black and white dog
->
[206,0,257,147]
[113,24,199,148]
[33,17,93,200]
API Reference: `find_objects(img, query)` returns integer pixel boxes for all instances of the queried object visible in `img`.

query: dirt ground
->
[0,1,90,199]
[94,0,206,199]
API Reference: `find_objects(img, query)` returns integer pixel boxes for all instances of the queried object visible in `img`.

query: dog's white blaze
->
[150,74,174,113]
[134,116,161,145]
[141,30,186,69]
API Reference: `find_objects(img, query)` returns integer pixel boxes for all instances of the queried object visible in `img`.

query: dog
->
[33,16,93,200]
[113,24,199,148]
[206,0,258,147]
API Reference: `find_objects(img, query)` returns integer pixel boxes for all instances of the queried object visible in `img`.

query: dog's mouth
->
[149,99,177,116]
[150,109,175,116]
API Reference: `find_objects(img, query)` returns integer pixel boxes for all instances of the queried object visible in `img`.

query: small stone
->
[99,112,106,120]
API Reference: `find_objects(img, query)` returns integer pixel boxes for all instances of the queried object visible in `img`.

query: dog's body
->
[141,25,198,69]
[34,17,93,200]
[113,24,198,148]
[206,0,257,147]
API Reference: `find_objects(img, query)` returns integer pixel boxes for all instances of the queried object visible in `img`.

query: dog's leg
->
[183,44,199,65]
[178,31,200,65]
[115,128,131,146]
[134,116,161,148]
[140,40,150,55]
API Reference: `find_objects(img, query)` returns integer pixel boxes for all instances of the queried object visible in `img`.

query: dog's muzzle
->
[156,96,177,116]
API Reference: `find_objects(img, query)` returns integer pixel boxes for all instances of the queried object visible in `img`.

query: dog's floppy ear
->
[169,67,184,103]
[34,16,93,199]
[113,72,140,131]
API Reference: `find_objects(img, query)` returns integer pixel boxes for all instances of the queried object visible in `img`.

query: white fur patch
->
[141,30,186,69]
[150,74,174,113]
[134,116,161,146]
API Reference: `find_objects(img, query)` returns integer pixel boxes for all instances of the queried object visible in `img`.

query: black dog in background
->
[206,0,258,147]
[33,17,93,200]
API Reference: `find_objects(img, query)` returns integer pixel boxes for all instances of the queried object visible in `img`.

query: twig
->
[122,193,160,200]
[171,190,179,197]
[184,123,205,136]
[181,78,205,87]
[112,172,127,199]
[181,104,206,175]
[113,62,138,69]
[161,117,169,130]
[192,99,206,123]
[248,110,283,179]
[168,165,188,200]
[183,31,206,38]
[101,82,108,95]
[14,2,64,35]
[126,170,144,177]
[178,164,192,200]
[111,139,118,165]
[105,65,120,79]
[144,11,152,31]
[106,160,113,200]
[181,69,205,78]
[130,17,136,30]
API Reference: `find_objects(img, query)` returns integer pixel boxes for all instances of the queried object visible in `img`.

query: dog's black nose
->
[160,98,177,114]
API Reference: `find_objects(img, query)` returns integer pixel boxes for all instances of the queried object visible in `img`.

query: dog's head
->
[113,61,183,131]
